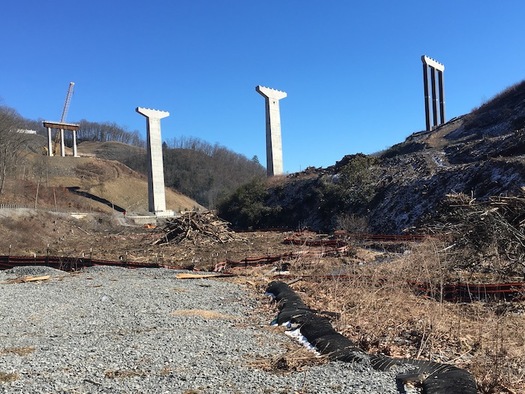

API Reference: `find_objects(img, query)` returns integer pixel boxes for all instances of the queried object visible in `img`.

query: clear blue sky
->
[1,1,524,173]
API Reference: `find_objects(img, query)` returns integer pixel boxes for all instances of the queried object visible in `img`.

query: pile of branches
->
[425,191,525,276]
[153,211,238,245]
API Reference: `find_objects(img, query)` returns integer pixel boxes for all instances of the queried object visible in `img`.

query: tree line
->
[0,106,31,194]
[6,115,145,147]
[76,120,144,147]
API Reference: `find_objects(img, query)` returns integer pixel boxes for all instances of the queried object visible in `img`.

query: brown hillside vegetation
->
[1,142,202,214]
[77,140,144,160]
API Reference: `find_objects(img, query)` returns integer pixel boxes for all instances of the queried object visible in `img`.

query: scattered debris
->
[175,272,233,279]
[212,248,350,272]
[283,232,348,247]
[0,255,166,271]
[3,275,50,284]
[424,192,525,276]
[153,211,239,245]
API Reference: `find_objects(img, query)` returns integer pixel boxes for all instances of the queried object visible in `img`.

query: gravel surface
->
[0,266,406,393]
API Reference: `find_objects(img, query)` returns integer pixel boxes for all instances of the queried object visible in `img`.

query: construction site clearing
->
[2,208,525,392]
[1,209,524,303]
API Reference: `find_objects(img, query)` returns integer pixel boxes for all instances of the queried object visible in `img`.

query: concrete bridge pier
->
[256,85,287,177]
[422,55,446,131]
[42,121,80,157]
[136,107,173,217]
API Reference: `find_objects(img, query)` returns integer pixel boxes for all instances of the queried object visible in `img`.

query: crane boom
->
[60,82,75,123]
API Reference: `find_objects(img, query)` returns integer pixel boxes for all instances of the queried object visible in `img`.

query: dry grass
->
[0,348,30,383]
[278,239,525,393]
[247,343,327,373]
[0,347,35,356]
[0,372,18,383]
[170,309,237,320]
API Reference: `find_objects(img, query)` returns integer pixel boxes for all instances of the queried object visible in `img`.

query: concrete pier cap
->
[421,55,445,72]
[256,85,288,100]
[136,107,170,119]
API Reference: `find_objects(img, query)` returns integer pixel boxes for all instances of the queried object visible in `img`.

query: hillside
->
[219,80,525,235]
[2,111,266,210]
[366,80,525,233]
[0,136,202,214]
[77,138,265,208]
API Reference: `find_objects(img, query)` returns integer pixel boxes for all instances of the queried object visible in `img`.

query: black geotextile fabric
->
[265,281,478,394]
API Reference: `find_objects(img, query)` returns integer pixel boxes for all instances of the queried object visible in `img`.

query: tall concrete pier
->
[256,85,287,176]
[421,55,446,131]
[136,107,171,216]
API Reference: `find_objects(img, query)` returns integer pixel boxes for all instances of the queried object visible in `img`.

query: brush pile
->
[153,211,239,245]
[425,190,525,276]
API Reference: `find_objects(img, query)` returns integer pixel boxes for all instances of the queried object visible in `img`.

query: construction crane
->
[61,82,75,122]
[52,82,75,155]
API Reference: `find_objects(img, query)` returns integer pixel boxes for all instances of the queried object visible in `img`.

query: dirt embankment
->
[1,152,202,215]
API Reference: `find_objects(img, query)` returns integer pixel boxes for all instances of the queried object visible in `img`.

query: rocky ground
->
[0,265,410,394]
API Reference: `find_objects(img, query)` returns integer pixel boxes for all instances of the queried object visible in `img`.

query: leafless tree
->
[0,106,30,194]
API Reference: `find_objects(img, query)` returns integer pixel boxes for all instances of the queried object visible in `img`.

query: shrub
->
[217,178,277,229]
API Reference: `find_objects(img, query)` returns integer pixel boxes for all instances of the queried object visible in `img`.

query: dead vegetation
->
[0,347,35,356]
[247,345,328,374]
[0,347,34,384]
[170,309,237,320]
[153,211,240,245]
[262,238,525,394]
[424,191,525,278]
[0,372,18,383]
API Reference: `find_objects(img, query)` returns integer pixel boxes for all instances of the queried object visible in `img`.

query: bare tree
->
[77,120,145,147]
[0,106,29,194]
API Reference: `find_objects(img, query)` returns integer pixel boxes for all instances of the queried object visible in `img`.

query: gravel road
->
[0,266,406,393]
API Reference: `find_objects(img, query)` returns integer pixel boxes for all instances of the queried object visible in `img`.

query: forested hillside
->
[113,138,265,208]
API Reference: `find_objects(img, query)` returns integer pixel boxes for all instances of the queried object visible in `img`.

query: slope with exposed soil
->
[1,139,202,215]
